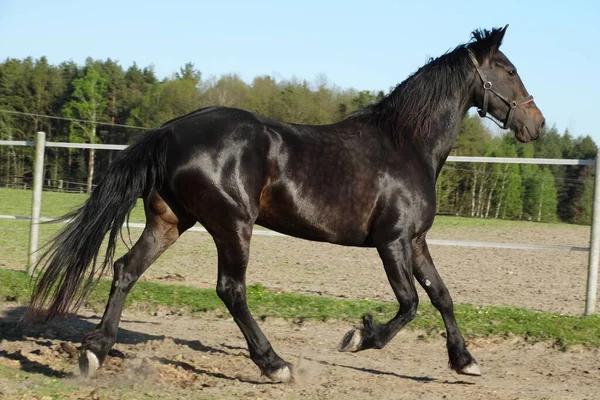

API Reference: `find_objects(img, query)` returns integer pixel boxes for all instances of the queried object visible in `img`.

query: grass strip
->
[1,269,598,349]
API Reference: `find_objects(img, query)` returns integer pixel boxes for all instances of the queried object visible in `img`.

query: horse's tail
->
[28,128,169,322]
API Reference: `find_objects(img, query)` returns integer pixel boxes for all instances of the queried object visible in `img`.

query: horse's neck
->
[420,95,473,178]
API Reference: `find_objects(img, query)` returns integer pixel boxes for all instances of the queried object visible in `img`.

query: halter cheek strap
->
[467,49,534,129]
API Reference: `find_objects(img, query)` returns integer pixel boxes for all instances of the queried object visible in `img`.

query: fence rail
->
[447,156,596,166]
[0,214,590,252]
[1,175,92,193]
[0,134,599,315]
[1,139,595,165]
[0,140,127,150]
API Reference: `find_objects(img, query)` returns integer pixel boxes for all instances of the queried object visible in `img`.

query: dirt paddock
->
[139,221,594,316]
[1,304,599,400]
[1,221,599,399]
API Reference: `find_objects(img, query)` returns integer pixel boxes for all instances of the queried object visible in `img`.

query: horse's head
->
[467,25,545,143]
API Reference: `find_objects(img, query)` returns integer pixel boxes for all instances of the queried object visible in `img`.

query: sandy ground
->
[0,222,598,399]
[138,222,593,316]
[0,221,592,315]
[0,304,599,400]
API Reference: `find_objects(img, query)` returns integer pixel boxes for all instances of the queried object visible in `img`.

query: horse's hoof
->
[457,361,481,376]
[268,365,293,383]
[338,329,363,352]
[78,350,100,378]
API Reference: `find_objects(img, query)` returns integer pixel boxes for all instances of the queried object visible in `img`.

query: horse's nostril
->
[540,118,546,130]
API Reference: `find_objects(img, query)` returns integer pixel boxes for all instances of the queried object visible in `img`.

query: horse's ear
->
[469,25,509,57]
[489,25,508,52]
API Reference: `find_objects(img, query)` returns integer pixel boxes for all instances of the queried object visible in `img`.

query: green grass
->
[0,220,60,268]
[1,187,587,229]
[0,187,146,222]
[0,187,587,270]
[2,189,595,398]
[433,214,589,229]
[0,219,149,271]
[2,269,599,349]
[2,188,597,349]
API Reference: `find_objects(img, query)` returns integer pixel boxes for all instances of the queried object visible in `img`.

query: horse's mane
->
[352,27,506,144]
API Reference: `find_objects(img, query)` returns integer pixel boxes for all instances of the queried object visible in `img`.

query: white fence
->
[1,132,599,316]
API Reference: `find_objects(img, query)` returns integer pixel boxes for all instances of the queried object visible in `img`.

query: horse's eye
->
[508,70,516,77]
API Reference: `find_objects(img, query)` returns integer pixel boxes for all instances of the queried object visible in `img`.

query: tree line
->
[0,57,596,224]
[441,117,596,224]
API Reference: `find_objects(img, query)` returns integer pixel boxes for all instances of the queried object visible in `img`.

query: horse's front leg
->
[412,234,480,376]
[339,237,419,352]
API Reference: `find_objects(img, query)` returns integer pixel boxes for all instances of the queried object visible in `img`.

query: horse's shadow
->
[309,358,475,385]
[0,305,257,383]
[1,306,473,387]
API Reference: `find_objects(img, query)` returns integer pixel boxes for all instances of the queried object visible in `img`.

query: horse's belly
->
[256,183,373,246]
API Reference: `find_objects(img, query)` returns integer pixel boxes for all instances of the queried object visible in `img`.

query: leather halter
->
[467,49,534,129]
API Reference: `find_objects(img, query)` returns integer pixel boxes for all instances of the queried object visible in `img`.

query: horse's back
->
[156,107,384,245]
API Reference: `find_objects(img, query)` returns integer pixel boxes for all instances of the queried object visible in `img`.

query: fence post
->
[27,131,46,276]
[585,149,600,316]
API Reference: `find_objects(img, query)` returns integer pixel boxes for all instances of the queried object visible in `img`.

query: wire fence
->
[0,175,92,193]
[1,140,596,223]
[0,135,599,315]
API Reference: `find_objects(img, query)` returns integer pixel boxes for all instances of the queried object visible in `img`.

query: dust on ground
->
[1,303,599,400]
[1,222,597,399]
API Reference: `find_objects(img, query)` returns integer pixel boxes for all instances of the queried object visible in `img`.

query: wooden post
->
[27,131,46,275]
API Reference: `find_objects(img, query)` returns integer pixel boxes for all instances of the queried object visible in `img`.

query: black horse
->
[29,26,545,382]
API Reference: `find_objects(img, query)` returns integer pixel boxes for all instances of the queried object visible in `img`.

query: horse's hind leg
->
[214,227,292,382]
[412,234,480,376]
[79,191,193,377]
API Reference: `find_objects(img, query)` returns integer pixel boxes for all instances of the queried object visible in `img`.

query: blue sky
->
[1,0,598,143]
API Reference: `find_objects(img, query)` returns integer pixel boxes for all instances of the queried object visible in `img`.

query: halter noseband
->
[467,49,534,129]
